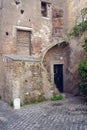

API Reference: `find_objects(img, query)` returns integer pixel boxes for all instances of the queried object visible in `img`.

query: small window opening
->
[41,2,47,17]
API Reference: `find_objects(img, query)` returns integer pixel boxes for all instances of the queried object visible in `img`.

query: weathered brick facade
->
[0,0,87,103]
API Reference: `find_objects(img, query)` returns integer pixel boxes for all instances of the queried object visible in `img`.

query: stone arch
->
[41,39,66,62]
[42,41,70,93]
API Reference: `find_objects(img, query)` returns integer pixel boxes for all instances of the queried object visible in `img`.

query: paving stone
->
[0,94,87,130]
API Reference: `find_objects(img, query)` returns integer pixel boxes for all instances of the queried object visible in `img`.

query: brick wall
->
[1,55,57,103]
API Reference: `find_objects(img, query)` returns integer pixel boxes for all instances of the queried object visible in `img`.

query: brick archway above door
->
[43,43,70,93]
[41,39,68,62]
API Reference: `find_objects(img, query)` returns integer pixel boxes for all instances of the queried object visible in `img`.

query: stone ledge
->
[3,55,41,62]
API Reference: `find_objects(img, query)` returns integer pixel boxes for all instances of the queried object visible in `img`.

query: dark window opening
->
[41,2,47,17]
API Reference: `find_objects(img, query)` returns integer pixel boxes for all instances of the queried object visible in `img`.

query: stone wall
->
[0,56,5,99]
[43,39,86,94]
[67,0,87,30]
[1,55,57,103]
[0,0,67,56]
[0,0,87,102]
[43,43,70,92]
[67,38,86,93]
[66,0,87,93]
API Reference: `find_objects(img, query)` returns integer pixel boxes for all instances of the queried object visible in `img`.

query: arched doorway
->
[43,43,70,93]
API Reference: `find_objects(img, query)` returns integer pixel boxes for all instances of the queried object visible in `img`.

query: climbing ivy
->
[78,61,87,81]
[81,7,87,20]
[72,20,87,36]
[78,60,87,97]
[83,39,87,53]
[74,8,87,97]
[69,8,87,37]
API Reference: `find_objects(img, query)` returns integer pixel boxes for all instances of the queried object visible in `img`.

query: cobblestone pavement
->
[0,94,87,130]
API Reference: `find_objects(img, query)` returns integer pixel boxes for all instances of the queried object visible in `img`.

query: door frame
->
[50,60,65,92]
[54,64,63,92]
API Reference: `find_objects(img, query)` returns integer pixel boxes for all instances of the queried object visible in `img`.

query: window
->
[16,30,31,55]
[41,2,47,17]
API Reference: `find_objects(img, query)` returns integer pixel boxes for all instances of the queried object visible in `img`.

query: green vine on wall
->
[72,20,87,36]
[71,8,87,52]
[83,39,87,53]
[69,8,87,37]
[73,7,87,97]
[81,7,87,20]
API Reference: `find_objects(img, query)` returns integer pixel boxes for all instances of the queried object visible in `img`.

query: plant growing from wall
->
[77,36,87,97]
[81,8,87,21]
[51,94,64,101]
[83,39,87,53]
[78,59,87,96]
[71,8,87,97]
[70,8,87,37]
[72,20,87,36]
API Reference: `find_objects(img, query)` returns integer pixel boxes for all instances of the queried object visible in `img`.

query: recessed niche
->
[48,4,50,7]
[0,95,1,99]
[15,1,20,5]
[25,80,28,83]
[20,9,24,14]
[29,19,31,22]
[6,32,9,36]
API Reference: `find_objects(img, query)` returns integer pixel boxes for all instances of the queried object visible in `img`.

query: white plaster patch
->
[18,20,21,24]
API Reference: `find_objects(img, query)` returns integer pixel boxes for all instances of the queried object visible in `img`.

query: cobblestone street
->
[0,94,87,130]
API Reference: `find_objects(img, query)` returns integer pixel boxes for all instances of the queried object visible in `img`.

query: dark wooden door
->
[54,64,63,92]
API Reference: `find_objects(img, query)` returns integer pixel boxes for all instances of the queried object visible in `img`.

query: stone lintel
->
[15,26,32,32]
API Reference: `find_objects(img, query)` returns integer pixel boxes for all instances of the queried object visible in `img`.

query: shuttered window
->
[17,30,31,55]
